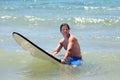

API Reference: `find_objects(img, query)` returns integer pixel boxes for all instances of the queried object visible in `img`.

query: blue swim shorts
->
[65,56,82,66]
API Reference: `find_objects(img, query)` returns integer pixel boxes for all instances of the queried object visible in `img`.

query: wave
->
[73,17,120,25]
[0,5,120,12]
[0,0,120,11]
[0,15,120,26]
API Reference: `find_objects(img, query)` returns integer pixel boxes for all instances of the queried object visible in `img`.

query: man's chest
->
[62,41,68,50]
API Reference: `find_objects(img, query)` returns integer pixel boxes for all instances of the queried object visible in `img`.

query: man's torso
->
[61,35,82,57]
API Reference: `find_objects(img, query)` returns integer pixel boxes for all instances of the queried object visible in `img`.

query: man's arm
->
[52,40,63,55]
[61,37,75,63]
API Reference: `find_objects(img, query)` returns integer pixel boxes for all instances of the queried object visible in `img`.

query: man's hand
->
[51,50,57,56]
[61,59,66,64]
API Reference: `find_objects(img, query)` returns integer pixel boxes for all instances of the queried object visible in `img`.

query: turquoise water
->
[0,0,120,80]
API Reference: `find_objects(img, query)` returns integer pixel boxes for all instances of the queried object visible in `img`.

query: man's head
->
[60,23,70,36]
[60,23,70,32]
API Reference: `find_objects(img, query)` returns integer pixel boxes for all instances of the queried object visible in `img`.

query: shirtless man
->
[52,23,82,68]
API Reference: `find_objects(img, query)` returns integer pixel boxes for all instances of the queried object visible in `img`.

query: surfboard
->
[12,32,61,64]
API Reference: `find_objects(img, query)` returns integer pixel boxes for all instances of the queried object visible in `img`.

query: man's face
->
[61,25,70,36]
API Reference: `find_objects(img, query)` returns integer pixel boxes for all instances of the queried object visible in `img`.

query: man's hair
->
[60,23,70,32]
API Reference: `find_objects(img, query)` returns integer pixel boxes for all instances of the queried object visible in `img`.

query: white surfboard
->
[12,32,61,64]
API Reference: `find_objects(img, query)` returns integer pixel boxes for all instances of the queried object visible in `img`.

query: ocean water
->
[0,0,120,80]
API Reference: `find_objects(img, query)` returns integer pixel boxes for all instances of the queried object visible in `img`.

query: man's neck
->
[63,33,70,39]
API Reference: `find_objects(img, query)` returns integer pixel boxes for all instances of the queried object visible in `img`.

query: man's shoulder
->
[70,34,77,40]
[59,38,64,43]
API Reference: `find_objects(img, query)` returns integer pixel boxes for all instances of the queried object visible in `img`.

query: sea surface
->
[0,0,120,80]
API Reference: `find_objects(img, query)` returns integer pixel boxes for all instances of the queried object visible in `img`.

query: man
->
[52,23,82,68]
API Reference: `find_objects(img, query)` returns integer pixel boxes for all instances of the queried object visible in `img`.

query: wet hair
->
[60,23,70,32]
